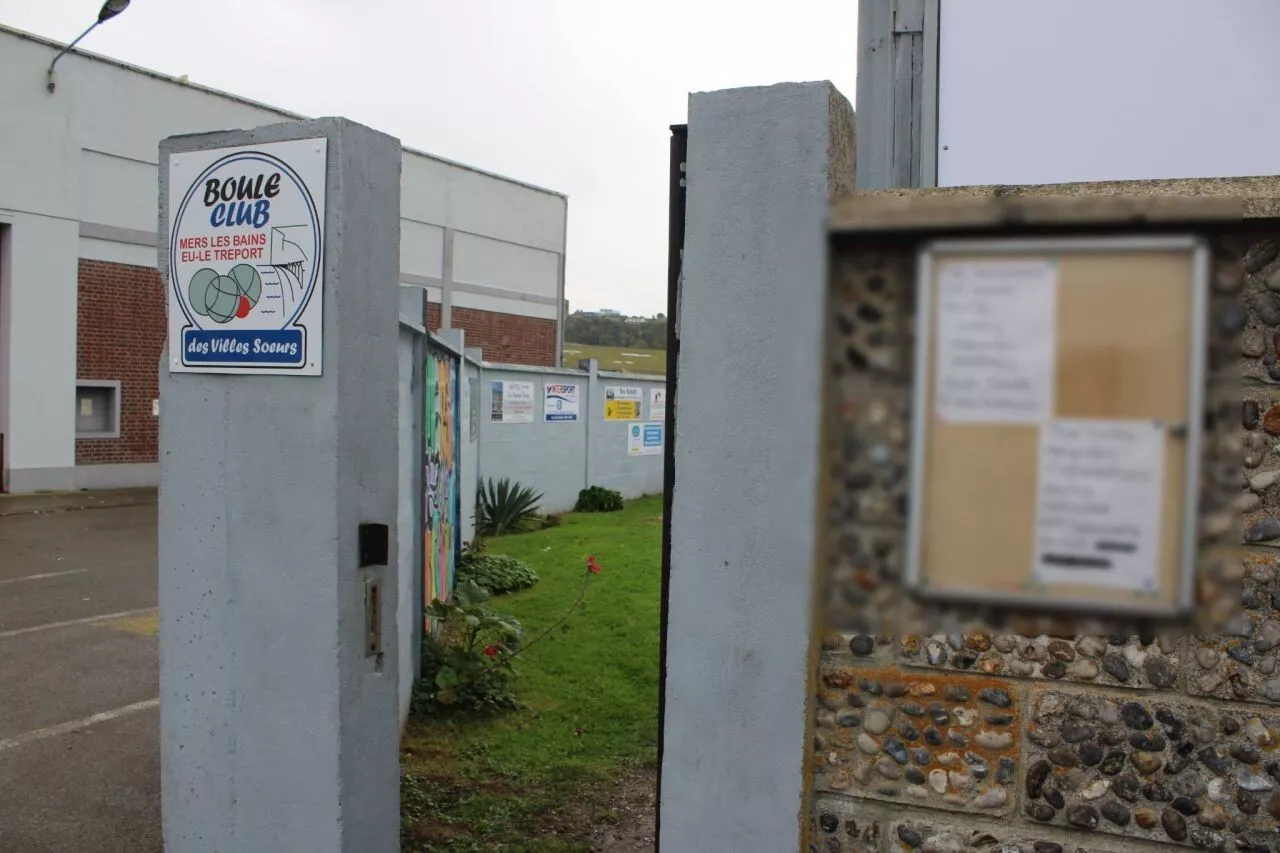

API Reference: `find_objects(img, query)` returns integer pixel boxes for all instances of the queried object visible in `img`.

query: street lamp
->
[46,0,131,93]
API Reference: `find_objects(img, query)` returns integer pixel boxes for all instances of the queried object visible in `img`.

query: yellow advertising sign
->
[604,386,643,421]
[605,399,641,421]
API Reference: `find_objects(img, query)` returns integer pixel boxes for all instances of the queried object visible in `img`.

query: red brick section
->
[451,306,556,366]
[427,301,442,332]
[76,260,165,465]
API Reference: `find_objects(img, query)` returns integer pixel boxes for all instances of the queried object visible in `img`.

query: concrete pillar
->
[658,83,855,852]
[157,118,402,853]
[436,327,465,354]
[440,227,455,329]
[582,358,599,490]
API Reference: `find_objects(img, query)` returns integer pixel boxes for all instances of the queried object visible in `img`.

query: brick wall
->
[76,260,164,466]
[427,301,441,332]
[451,306,556,366]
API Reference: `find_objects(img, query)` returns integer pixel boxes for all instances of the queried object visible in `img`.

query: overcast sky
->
[1,1,858,316]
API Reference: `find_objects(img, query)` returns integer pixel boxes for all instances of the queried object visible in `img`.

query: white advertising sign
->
[934,259,1057,423]
[649,387,667,422]
[168,138,328,375]
[544,383,581,422]
[627,422,664,457]
[1032,419,1165,592]
[490,380,534,423]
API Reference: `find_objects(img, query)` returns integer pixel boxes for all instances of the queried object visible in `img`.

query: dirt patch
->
[588,765,656,852]
[400,758,657,851]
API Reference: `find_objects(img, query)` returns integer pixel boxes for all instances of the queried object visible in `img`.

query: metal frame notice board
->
[905,236,1209,616]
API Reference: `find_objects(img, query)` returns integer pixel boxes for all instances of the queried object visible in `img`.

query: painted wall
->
[396,326,423,727]
[424,344,460,612]
[476,361,666,515]
[0,24,566,491]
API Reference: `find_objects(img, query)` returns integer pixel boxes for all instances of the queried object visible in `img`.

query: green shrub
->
[574,485,624,513]
[476,478,544,536]
[457,553,539,596]
[413,581,523,714]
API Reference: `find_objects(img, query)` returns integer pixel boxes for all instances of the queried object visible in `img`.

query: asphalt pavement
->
[0,490,161,853]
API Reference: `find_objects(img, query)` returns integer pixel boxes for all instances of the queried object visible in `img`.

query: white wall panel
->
[0,36,78,220]
[79,151,159,233]
[400,220,444,280]
[400,154,449,225]
[6,213,78,473]
[446,168,566,253]
[79,237,156,268]
[452,232,558,299]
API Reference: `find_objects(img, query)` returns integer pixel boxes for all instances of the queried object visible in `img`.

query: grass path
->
[400,497,662,851]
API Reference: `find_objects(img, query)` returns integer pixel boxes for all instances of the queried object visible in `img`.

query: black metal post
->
[654,123,687,850]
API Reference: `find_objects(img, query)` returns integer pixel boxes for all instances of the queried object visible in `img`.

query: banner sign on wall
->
[168,138,327,375]
[424,349,459,617]
[649,387,667,422]
[544,383,580,422]
[490,380,534,423]
[628,422,664,456]
[604,386,642,421]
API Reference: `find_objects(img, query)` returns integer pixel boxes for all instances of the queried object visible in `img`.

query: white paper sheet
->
[934,259,1058,423]
[1032,419,1165,591]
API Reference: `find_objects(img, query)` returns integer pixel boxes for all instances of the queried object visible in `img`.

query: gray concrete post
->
[436,327,465,354]
[659,83,854,852]
[157,118,402,853]
[582,358,599,490]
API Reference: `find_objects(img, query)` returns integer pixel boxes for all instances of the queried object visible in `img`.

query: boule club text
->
[177,171,283,263]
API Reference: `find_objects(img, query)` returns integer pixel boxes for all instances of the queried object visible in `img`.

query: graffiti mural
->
[424,346,460,621]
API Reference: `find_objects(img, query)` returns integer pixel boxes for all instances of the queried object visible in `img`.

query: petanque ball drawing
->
[188,263,263,324]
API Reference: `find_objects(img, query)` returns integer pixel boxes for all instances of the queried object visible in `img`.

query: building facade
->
[0,25,567,493]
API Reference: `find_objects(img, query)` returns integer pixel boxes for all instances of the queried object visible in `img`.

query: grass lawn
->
[561,343,666,376]
[400,496,663,851]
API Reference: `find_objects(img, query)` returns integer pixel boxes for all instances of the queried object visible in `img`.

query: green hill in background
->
[562,342,666,376]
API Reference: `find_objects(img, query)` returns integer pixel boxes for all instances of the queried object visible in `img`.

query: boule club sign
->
[167,138,327,375]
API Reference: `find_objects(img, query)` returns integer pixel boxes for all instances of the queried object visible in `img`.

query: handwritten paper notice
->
[1033,419,1165,591]
[935,260,1058,423]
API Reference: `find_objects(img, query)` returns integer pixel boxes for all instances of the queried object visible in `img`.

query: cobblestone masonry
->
[810,225,1271,853]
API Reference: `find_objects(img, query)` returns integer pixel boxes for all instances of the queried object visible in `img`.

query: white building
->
[0,24,567,493]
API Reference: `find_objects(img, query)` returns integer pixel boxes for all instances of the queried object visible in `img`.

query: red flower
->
[586,555,602,574]
[483,644,500,657]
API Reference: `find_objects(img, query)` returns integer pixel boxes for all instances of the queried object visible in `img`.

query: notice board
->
[906,236,1208,615]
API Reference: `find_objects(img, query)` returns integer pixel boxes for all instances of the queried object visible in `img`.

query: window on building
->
[75,381,121,439]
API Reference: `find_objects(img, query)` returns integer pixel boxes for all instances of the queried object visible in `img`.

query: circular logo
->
[172,151,321,330]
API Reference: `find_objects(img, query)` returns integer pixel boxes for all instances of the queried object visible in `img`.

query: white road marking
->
[0,698,160,753]
[0,607,158,640]
[0,568,91,585]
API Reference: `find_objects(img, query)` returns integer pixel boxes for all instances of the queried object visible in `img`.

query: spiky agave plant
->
[476,477,544,536]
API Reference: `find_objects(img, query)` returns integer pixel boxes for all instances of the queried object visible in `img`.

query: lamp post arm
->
[46,21,100,93]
